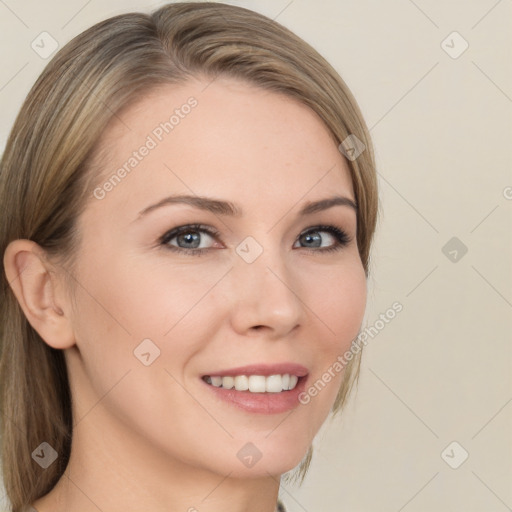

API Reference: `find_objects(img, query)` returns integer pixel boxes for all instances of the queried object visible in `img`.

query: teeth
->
[249,375,266,393]
[211,376,222,387]
[222,376,234,389]
[234,375,249,391]
[266,374,284,393]
[205,373,300,392]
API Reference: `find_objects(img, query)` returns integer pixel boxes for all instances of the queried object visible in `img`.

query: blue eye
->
[160,223,219,256]
[160,223,351,256]
[294,225,351,252]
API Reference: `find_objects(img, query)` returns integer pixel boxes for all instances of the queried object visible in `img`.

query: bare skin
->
[4,76,366,512]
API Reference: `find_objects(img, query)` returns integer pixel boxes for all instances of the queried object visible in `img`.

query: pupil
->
[303,233,320,247]
[180,232,200,248]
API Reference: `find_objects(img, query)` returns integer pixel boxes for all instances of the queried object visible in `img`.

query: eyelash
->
[159,223,352,257]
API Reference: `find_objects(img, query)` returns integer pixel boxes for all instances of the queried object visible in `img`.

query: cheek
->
[299,260,366,411]
[75,250,220,335]
[67,254,217,430]
[308,258,367,347]
[69,252,229,385]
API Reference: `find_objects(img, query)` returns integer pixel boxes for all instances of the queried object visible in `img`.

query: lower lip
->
[201,376,308,414]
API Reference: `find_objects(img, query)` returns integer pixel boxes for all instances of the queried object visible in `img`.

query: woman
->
[0,2,378,511]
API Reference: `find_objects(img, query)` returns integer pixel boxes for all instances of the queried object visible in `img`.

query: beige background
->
[1,0,511,511]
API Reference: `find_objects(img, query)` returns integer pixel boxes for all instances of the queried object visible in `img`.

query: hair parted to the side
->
[0,2,378,509]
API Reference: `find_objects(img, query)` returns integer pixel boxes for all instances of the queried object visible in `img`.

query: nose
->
[227,243,304,339]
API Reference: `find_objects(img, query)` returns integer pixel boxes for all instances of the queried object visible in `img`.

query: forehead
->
[86,76,354,222]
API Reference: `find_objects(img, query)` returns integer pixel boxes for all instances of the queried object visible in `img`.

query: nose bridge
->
[228,235,303,334]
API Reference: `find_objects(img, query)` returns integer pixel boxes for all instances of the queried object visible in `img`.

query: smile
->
[202,374,300,393]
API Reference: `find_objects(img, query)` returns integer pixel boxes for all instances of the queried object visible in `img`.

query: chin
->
[219,436,313,478]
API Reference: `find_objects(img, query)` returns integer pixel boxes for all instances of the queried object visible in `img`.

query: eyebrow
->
[136,194,357,220]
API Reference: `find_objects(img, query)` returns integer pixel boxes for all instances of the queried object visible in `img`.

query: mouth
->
[202,373,303,393]
[200,363,309,414]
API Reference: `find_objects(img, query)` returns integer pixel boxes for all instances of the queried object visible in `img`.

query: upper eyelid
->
[161,224,219,240]
[163,223,347,235]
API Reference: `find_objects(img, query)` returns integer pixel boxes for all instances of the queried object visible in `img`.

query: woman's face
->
[64,76,366,478]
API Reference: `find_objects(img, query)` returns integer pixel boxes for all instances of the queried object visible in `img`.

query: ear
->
[3,239,75,349]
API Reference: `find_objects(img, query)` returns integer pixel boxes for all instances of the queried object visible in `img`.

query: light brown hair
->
[0,2,378,510]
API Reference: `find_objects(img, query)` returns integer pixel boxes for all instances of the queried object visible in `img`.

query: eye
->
[159,223,352,257]
[160,224,220,256]
[294,225,351,253]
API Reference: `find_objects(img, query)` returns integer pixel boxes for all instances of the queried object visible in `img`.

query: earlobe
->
[3,239,75,350]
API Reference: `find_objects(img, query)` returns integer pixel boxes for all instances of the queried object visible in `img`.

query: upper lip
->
[203,363,309,378]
